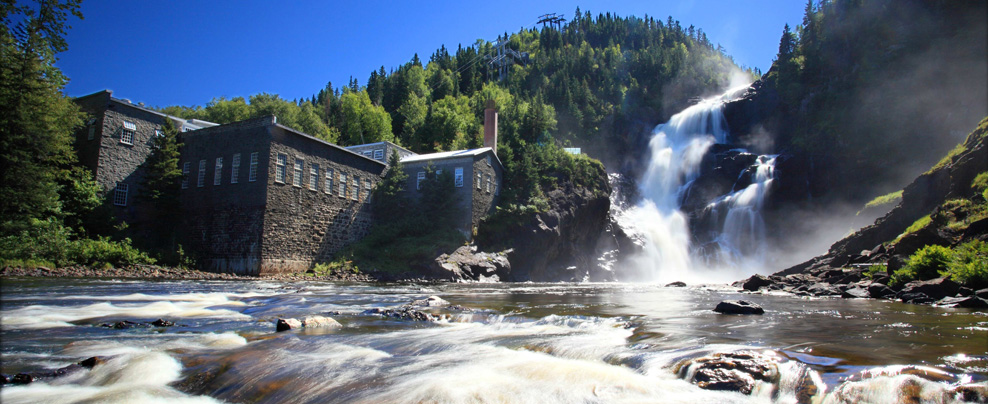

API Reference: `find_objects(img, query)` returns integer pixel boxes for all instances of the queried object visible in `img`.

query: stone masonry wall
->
[260,125,386,274]
[402,156,476,233]
[471,152,502,232]
[179,117,273,275]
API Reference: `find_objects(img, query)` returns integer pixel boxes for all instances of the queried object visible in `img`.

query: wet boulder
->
[410,296,450,307]
[741,274,773,291]
[828,365,973,404]
[364,307,449,322]
[275,318,302,332]
[897,277,961,301]
[936,296,988,308]
[676,351,779,395]
[666,281,687,287]
[841,287,870,299]
[3,356,105,385]
[806,283,841,297]
[714,300,765,315]
[867,283,897,299]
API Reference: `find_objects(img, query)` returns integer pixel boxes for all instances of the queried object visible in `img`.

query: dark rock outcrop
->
[714,300,765,315]
[2,357,105,385]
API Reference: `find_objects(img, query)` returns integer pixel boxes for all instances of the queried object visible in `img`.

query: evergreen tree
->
[0,0,85,235]
[139,118,182,254]
[371,151,410,222]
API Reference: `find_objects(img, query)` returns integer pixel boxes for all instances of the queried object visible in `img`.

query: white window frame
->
[364,178,372,202]
[231,153,241,184]
[121,121,136,145]
[181,162,190,189]
[373,149,384,161]
[477,172,482,190]
[454,167,464,188]
[362,151,372,158]
[310,163,319,191]
[275,153,287,183]
[417,171,425,190]
[113,183,128,206]
[352,176,360,201]
[486,175,491,193]
[325,168,334,194]
[198,159,206,188]
[214,157,223,186]
[339,172,347,197]
[248,152,259,182]
[293,158,304,188]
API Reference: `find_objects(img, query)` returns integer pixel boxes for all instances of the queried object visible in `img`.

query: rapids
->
[1,278,985,403]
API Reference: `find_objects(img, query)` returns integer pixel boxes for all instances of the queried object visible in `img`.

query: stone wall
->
[179,117,273,275]
[261,125,386,274]
[471,152,501,232]
[402,156,476,233]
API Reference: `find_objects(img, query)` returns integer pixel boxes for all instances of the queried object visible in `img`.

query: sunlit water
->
[2,278,986,403]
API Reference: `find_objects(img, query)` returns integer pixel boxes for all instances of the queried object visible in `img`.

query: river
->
[1,278,986,403]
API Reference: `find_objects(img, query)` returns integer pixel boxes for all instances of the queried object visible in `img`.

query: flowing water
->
[617,85,780,284]
[2,278,986,403]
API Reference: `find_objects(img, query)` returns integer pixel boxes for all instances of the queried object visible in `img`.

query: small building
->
[73,90,217,230]
[400,147,503,235]
[179,116,386,275]
[345,141,415,163]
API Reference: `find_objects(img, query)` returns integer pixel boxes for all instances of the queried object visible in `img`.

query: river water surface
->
[1,278,986,403]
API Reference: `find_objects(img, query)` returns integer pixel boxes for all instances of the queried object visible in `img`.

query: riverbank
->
[0,264,383,282]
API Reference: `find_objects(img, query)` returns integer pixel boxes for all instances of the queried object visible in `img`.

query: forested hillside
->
[161,9,752,173]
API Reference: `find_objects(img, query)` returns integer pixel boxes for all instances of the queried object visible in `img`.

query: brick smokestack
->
[484,99,497,153]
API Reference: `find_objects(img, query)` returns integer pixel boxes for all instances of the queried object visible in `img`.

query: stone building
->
[179,116,386,275]
[399,148,503,235]
[73,90,217,230]
[345,141,415,163]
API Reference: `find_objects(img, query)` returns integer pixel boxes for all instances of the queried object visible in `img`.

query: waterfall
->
[617,84,776,283]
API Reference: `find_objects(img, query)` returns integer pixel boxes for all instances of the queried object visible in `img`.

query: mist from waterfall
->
[616,84,777,283]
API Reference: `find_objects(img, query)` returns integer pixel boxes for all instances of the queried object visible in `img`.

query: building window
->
[495,179,499,195]
[310,163,320,191]
[198,160,206,187]
[486,175,491,193]
[181,162,190,189]
[417,171,425,190]
[275,153,287,183]
[352,176,360,201]
[454,167,464,187]
[248,152,259,182]
[87,125,95,141]
[477,172,482,190]
[362,151,372,158]
[364,178,373,202]
[339,172,347,197]
[373,149,384,161]
[230,153,240,184]
[121,121,136,145]
[113,183,128,206]
[293,158,304,187]
[214,157,223,186]
[325,168,334,194]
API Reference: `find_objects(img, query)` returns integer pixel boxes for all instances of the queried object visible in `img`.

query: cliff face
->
[778,118,988,276]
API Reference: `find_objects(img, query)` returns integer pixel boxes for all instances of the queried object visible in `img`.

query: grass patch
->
[859,190,902,215]
[895,214,931,242]
[864,264,887,279]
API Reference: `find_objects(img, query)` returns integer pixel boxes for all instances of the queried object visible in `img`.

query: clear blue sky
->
[57,0,806,108]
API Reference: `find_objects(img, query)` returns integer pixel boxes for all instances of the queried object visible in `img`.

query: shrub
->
[891,244,953,286]
[943,240,988,289]
[0,220,154,269]
[66,237,155,268]
[864,264,886,279]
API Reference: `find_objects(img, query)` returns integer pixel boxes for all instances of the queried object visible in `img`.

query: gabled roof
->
[74,90,219,131]
[400,147,503,168]
[345,141,416,156]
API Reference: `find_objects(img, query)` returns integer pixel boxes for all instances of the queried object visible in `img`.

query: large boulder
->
[431,246,510,281]
[741,274,773,292]
[276,316,341,332]
[675,351,779,395]
[714,300,765,315]
[897,277,961,301]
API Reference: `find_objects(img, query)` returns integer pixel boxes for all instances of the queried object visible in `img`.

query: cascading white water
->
[617,84,777,283]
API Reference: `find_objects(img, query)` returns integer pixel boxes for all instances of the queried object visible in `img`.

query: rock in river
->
[714,300,764,315]
[275,316,341,332]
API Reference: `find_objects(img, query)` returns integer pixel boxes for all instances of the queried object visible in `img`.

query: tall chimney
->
[484,99,497,153]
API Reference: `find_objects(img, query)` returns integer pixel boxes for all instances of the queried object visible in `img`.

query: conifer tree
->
[139,118,183,254]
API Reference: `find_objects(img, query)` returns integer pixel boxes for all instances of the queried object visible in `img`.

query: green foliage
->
[139,118,184,261]
[891,244,953,286]
[971,171,988,198]
[0,219,154,268]
[339,90,393,145]
[863,190,903,210]
[942,240,988,289]
[896,215,931,241]
[864,264,886,279]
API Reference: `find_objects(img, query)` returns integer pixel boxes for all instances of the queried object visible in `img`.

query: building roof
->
[345,141,416,156]
[270,119,386,167]
[400,147,503,168]
[75,90,218,131]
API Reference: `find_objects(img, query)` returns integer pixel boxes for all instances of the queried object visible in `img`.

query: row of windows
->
[359,148,386,162]
[415,166,497,194]
[275,153,374,202]
[182,152,259,189]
